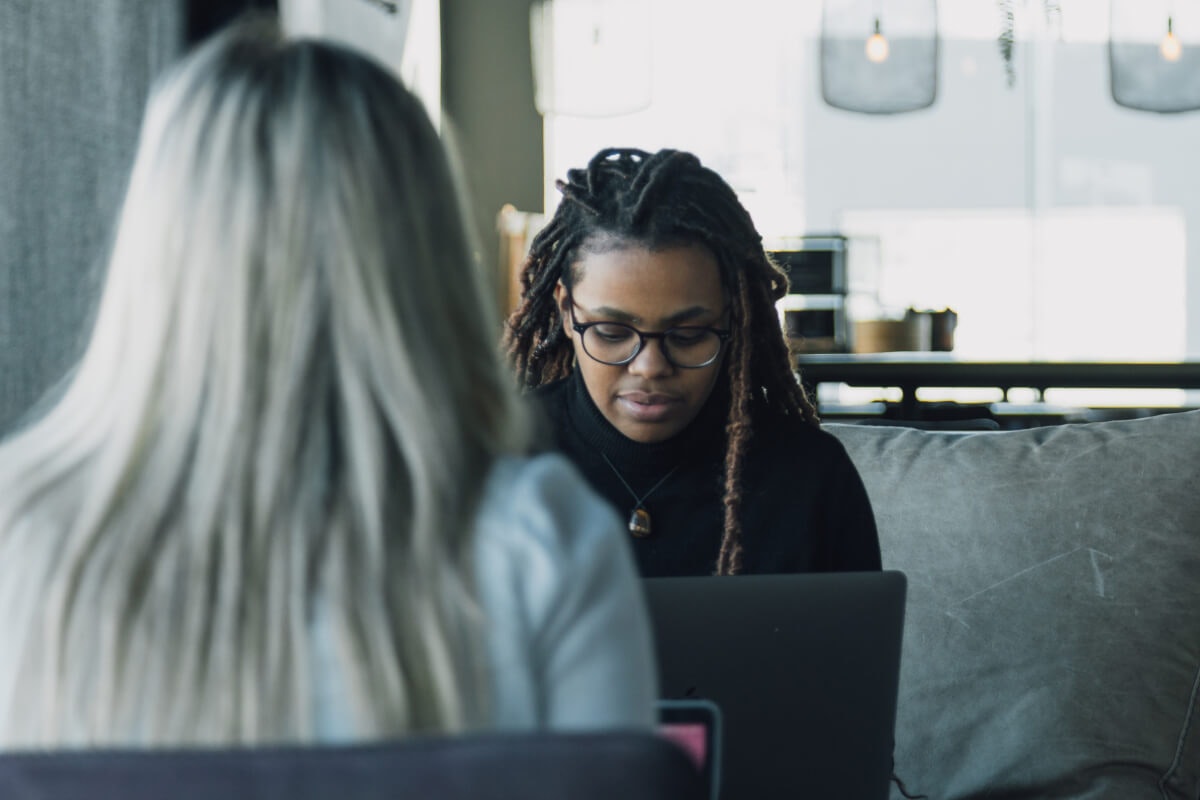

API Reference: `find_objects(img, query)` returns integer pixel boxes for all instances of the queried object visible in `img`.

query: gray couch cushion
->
[828,411,1200,800]
[0,2,186,434]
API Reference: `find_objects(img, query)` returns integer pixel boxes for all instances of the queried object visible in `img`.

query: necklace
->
[600,453,681,538]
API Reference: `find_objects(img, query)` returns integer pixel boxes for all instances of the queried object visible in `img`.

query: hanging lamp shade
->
[820,0,939,114]
[1110,0,1200,113]
[530,0,652,117]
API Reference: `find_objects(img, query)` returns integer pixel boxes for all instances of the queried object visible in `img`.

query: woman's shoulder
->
[751,408,849,453]
[525,377,571,449]
[475,452,623,561]
[482,451,583,497]
[471,454,639,653]
[529,376,571,406]
[741,410,864,488]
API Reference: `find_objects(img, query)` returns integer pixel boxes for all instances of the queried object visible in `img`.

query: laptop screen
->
[642,571,906,800]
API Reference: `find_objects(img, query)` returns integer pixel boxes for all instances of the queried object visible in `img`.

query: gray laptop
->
[642,571,907,800]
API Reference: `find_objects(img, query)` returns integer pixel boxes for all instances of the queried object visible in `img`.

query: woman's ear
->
[553,280,572,339]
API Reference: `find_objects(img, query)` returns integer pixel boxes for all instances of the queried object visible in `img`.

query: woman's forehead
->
[569,244,726,323]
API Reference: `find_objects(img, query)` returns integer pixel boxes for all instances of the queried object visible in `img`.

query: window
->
[542,0,1200,380]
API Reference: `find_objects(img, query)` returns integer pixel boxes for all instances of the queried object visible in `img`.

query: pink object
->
[657,722,707,770]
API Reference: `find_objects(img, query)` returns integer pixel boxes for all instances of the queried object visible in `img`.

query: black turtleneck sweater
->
[532,370,882,577]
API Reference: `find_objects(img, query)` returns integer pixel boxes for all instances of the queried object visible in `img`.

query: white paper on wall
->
[279,0,441,125]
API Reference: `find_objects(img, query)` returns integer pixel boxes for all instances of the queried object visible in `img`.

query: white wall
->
[546,2,1200,359]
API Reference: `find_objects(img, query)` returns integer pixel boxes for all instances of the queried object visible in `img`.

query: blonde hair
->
[0,18,529,746]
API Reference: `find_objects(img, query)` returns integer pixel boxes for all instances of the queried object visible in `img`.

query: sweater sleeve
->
[492,454,660,730]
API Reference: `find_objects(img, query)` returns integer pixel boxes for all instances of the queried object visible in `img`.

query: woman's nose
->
[626,336,674,377]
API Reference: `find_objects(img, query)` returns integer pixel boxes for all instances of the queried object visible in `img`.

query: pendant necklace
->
[600,453,681,538]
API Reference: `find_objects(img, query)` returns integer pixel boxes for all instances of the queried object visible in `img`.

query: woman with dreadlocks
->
[505,147,880,577]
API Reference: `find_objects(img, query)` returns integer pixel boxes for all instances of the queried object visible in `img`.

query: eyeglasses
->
[566,298,731,369]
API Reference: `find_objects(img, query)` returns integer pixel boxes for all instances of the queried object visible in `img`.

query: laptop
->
[642,571,907,800]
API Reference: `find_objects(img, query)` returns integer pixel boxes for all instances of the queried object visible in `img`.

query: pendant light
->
[1160,17,1183,62]
[1110,0,1200,113]
[821,0,939,114]
[865,18,891,63]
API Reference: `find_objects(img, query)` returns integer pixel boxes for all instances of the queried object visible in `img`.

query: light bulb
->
[1160,17,1183,62]
[865,18,889,63]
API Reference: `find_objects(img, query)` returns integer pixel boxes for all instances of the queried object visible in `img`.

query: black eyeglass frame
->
[565,297,732,369]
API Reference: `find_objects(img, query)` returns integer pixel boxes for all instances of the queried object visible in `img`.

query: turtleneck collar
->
[562,367,729,474]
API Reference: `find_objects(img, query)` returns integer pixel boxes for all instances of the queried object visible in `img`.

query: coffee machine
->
[770,235,848,353]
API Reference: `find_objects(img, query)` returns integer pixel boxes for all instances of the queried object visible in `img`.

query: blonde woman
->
[0,18,656,746]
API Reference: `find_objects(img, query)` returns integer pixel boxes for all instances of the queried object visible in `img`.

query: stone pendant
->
[628,507,652,538]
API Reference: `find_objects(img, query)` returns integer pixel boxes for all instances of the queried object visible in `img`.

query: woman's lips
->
[616,391,680,422]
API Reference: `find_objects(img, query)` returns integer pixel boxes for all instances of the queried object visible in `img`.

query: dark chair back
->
[0,729,704,800]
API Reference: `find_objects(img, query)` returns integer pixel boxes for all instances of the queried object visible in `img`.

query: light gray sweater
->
[312,453,659,737]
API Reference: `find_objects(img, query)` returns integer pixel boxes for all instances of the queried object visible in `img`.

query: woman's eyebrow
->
[664,306,718,325]
[582,304,718,325]
[586,305,639,323]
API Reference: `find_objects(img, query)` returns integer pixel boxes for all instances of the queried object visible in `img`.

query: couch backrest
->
[0,3,185,435]
[828,410,1200,800]
[0,729,704,800]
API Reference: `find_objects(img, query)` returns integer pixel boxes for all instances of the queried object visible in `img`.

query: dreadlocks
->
[504,147,821,576]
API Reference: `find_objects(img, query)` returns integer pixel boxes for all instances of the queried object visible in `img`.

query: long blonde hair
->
[0,18,529,746]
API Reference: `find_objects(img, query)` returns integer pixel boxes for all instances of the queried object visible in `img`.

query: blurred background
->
[4,0,1199,430]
